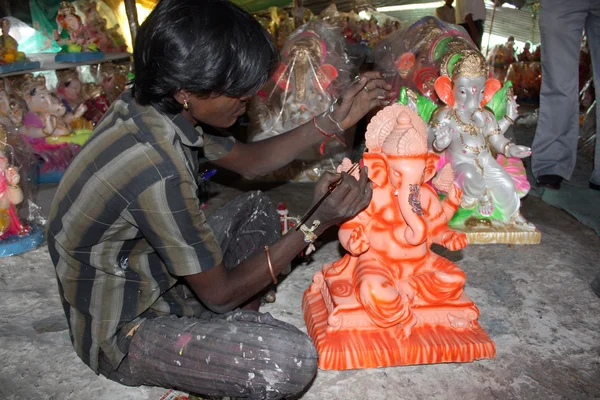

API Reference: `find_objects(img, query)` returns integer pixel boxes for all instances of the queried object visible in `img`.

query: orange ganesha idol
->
[302,103,495,370]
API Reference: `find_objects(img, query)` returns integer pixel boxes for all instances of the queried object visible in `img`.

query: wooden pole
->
[124,0,139,45]
[485,0,498,57]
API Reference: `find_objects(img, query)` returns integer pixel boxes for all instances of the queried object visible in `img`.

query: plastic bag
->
[3,16,61,54]
[372,16,475,102]
[247,20,357,182]
[0,125,46,257]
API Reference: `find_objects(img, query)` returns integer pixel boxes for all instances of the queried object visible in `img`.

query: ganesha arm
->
[484,117,512,155]
[338,208,372,256]
[421,185,467,251]
[64,107,88,123]
[427,109,451,152]
[440,184,462,222]
[7,185,23,205]
[497,117,512,135]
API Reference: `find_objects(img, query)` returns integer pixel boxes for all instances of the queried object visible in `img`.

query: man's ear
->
[173,90,189,107]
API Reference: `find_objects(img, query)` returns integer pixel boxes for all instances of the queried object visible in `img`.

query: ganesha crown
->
[452,51,488,80]
[58,1,77,16]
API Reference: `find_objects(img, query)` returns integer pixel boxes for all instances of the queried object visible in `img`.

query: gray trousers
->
[531,0,600,184]
[99,192,318,399]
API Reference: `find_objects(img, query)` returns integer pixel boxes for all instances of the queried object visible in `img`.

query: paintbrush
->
[296,162,360,230]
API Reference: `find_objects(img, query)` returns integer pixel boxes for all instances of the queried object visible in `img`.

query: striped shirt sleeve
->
[203,133,235,161]
[127,174,223,276]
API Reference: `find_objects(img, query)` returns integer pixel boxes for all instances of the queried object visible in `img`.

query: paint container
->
[277,202,289,235]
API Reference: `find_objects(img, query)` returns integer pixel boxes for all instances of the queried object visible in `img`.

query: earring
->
[183,100,189,111]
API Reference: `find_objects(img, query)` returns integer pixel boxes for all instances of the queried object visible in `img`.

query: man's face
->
[446,0,454,6]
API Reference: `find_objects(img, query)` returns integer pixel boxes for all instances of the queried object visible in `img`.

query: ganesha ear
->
[363,153,388,188]
[434,76,454,107]
[424,153,440,182]
[272,62,291,91]
[314,64,338,90]
[482,78,502,106]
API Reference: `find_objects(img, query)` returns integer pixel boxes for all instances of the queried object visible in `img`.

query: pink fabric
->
[436,151,449,170]
[496,154,530,197]
[22,136,76,173]
[22,112,44,129]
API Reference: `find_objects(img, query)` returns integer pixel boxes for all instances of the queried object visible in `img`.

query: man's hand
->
[329,72,394,131]
[310,166,373,230]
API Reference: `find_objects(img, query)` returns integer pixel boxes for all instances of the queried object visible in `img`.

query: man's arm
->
[129,168,372,313]
[212,120,337,179]
[214,72,392,179]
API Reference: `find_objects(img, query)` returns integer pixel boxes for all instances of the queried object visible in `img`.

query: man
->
[46,0,391,399]
[435,0,456,25]
[532,0,600,192]
[455,0,486,49]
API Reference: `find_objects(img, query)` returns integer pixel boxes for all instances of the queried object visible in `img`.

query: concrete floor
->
[1,127,599,399]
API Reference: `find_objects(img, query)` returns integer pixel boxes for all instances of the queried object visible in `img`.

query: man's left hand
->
[331,72,394,130]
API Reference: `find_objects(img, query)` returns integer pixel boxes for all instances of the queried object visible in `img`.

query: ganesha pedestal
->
[303,258,496,370]
[303,104,495,370]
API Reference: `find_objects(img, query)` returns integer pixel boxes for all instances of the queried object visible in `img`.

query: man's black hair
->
[133,0,278,114]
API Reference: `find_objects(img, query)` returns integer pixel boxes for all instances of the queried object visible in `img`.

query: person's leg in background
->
[532,0,589,189]
[586,0,600,189]
[586,0,600,297]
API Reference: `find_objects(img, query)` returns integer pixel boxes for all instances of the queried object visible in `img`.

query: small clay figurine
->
[96,62,128,103]
[55,68,84,112]
[0,124,29,239]
[81,82,110,125]
[12,74,88,138]
[0,18,27,64]
[54,1,99,53]
[0,88,24,134]
[80,0,127,52]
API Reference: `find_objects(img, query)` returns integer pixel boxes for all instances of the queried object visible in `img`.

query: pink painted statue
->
[303,103,495,370]
[0,125,29,239]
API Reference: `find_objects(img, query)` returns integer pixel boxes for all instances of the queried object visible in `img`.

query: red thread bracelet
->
[313,116,346,155]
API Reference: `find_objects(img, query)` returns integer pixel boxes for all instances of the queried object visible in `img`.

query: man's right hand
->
[310,166,372,230]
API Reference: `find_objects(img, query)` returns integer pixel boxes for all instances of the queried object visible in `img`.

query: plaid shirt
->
[47,91,234,373]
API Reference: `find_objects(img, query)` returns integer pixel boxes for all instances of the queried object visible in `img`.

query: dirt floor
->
[1,115,599,399]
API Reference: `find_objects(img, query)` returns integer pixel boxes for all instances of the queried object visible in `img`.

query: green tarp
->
[231,0,292,13]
